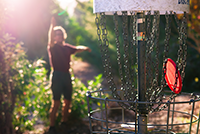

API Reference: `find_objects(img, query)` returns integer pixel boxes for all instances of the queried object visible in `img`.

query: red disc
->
[164,58,182,94]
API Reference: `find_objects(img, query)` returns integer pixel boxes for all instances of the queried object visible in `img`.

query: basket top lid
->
[93,0,189,14]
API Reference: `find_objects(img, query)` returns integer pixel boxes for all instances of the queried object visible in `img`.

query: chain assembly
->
[95,10,187,113]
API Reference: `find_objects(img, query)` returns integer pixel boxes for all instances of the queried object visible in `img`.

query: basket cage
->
[86,89,200,134]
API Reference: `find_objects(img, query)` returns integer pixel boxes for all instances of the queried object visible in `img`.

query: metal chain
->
[122,11,134,102]
[181,12,187,80]
[130,11,138,106]
[150,11,173,112]
[175,11,183,70]
[160,11,171,91]
[113,12,125,94]
[128,11,137,102]
[149,11,160,90]
[145,11,163,112]
[113,12,134,110]
[102,13,121,100]
[155,11,183,112]
[154,11,160,86]
[145,11,153,101]
[133,12,138,87]
[122,11,130,101]
[133,12,138,106]
[175,12,184,91]
[162,11,179,92]
[146,11,159,89]
[96,13,120,101]
[174,12,187,81]
[129,11,137,89]
[148,11,161,112]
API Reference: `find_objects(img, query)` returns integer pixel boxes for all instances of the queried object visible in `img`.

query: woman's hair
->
[53,26,67,39]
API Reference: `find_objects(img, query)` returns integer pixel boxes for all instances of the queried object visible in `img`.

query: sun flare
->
[4,0,22,11]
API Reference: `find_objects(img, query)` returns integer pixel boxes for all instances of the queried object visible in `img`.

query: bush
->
[13,59,51,132]
[12,58,105,132]
[0,33,28,134]
[71,73,105,119]
[0,33,106,133]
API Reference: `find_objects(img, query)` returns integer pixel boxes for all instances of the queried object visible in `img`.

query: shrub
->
[12,58,105,132]
[13,59,51,132]
[0,33,28,134]
[0,33,106,133]
[71,73,105,119]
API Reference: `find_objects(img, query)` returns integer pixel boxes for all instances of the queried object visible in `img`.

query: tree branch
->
[187,41,200,53]
[188,30,200,44]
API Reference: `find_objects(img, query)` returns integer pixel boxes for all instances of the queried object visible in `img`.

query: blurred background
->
[1,0,199,91]
[0,0,199,133]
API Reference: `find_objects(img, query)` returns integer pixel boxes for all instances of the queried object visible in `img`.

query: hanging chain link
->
[113,12,125,93]
[154,11,160,86]
[145,11,153,100]
[130,11,138,105]
[147,11,162,112]
[122,11,135,102]
[181,12,187,80]
[160,11,172,90]
[129,11,137,90]
[145,11,160,90]
[174,12,187,81]
[96,13,121,101]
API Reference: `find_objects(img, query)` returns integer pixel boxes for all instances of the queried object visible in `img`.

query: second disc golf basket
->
[86,0,200,133]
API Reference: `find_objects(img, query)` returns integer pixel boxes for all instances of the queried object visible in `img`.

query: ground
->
[70,58,100,86]
[25,59,200,134]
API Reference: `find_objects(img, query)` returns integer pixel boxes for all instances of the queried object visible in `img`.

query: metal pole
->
[104,97,109,134]
[189,100,195,134]
[86,91,93,134]
[99,89,105,129]
[166,102,171,134]
[137,12,147,134]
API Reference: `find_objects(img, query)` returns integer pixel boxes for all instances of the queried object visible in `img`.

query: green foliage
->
[11,55,106,132]
[71,73,107,118]
[13,58,51,132]
[9,52,105,132]
[0,33,28,134]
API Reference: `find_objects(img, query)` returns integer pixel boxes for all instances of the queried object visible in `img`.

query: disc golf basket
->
[86,0,200,133]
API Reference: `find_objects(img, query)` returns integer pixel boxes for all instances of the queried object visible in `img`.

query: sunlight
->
[2,0,52,45]
[56,0,89,16]
[3,0,22,11]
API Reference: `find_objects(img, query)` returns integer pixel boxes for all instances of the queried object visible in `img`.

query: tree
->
[0,1,25,133]
[187,0,200,53]
[0,0,59,133]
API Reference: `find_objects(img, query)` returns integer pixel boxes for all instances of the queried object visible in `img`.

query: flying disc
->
[164,58,182,94]
[58,10,66,16]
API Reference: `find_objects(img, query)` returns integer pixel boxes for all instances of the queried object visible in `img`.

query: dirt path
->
[71,59,100,86]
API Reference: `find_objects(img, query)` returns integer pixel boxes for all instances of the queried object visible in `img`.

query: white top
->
[93,0,189,14]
